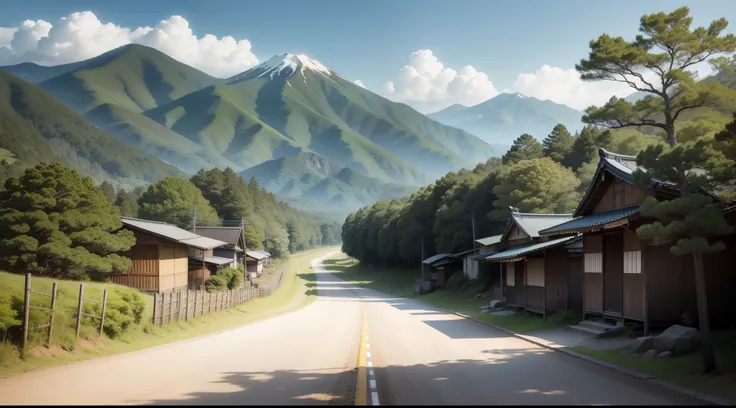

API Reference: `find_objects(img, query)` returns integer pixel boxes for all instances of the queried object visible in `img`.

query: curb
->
[436,306,735,406]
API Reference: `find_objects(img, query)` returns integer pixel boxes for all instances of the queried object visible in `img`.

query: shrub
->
[445,272,467,290]
[0,296,21,342]
[81,289,148,339]
[205,275,229,292]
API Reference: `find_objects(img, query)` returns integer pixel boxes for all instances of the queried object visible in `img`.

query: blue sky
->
[1,0,734,112]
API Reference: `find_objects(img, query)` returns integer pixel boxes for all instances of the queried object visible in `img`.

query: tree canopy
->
[502,134,544,164]
[543,124,575,163]
[138,177,220,229]
[0,163,135,279]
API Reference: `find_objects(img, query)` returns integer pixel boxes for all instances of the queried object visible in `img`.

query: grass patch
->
[0,246,337,378]
[324,253,578,334]
[569,330,736,401]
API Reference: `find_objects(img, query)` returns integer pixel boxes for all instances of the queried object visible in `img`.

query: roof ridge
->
[120,216,171,225]
[514,212,573,217]
[599,148,637,161]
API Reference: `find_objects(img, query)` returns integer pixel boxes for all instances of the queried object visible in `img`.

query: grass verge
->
[0,246,337,379]
[322,253,578,334]
[569,329,736,401]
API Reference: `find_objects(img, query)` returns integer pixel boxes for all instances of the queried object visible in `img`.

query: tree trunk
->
[692,250,716,373]
[665,121,677,148]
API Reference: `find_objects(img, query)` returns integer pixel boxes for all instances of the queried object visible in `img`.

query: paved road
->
[0,253,699,405]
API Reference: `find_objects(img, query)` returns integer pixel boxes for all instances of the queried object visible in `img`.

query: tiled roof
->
[540,206,640,236]
[422,253,452,265]
[121,217,227,250]
[194,227,243,247]
[484,236,579,262]
[246,250,267,260]
[475,234,503,246]
[503,212,573,240]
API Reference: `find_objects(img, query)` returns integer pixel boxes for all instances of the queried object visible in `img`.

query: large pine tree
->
[502,134,544,164]
[542,124,575,163]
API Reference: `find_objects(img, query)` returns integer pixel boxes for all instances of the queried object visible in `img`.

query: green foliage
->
[491,157,582,219]
[205,274,229,292]
[576,160,599,194]
[0,295,20,341]
[99,181,116,204]
[565,125,611,170]
[216,267,244,290]
[114,188,140,218]
[138,177,220,229]
[0,162,135,279]
[576,6,736,146]
[81,289,146,338]
[714,112,736,160]
[542,124,575,163]
[633,140,736,255]
[502,134,544,164]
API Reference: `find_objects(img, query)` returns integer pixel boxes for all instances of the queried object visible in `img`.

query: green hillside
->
[0,60,87,84]
[0,71,186,187]
[38,44,221,113]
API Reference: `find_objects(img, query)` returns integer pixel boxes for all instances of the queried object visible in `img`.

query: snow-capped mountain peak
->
[250,53,331,79]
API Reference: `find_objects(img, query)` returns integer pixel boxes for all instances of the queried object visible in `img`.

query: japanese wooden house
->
[245,250,268,278]
[193,227,246,267]
[112,217,228,293]
[482,210,585,317]
[538,148,736,330]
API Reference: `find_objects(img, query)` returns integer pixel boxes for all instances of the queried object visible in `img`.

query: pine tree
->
[565,125,609,170]
[0,163,135,279]
[115,188,140,218]
[99,181,116,204]
[633,140,736,373]
[576,6,736,147]
[138,177,220,229]
[542,124,575,163]
[502,134,544,164]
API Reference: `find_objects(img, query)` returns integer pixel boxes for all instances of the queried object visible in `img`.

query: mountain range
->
[2,43,632,216]
[428,92,585,144]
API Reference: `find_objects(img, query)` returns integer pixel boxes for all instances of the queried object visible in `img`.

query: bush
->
[80,289,148,339]
[0,296,21,342]
[445,272,467,290]
[205,275,229,292]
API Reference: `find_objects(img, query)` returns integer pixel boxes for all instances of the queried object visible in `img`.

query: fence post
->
[99,289,108,337]
[22,273,31,350]
[47,282,57,346]
[167,292,173,324]
[176,291,181,322]
[208,291,212,314]
[75,284,84,339]
[193,291,198,318]
[184,291,189,322]
[152,293,159,325]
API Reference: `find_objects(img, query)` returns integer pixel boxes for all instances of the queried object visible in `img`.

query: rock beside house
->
[631,335,655,353]
[653,325,701,356]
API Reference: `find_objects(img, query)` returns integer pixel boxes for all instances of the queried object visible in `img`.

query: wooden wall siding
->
[623,274,644,320]
[188,267,210,290]
[584,253,603,273]
[526,286,545,314]
[159,244,190,293]
[568,256,584,311]
[110,274,159,292]
[545,248,569,313]
[129,245,159,275]
[704,234,736,328]
[506,262,515,286]
[644,244,697,327]
[592,178,650,214]
[584,273,603,311]
[584,234,603,253]
[189,247,215,258]
[623,229,642,252]
[507,224,530,241]
[527,258,545,287]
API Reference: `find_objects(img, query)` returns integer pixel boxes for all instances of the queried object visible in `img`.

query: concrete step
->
[569,324,606,338]
[579,320,621,331]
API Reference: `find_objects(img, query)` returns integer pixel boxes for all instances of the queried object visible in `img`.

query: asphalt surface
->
[0,253,700,405]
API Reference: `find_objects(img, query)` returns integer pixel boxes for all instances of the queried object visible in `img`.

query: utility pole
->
[191,208,197,233]
[421,236,425,282]
[265,228,269,254]
[471,210,477,250]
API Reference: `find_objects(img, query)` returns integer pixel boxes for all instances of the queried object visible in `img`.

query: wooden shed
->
[193,226,245,267]
[482,210,583,317]
[539,148,736,330]
[111,217,228,294]
[245,250,267,278]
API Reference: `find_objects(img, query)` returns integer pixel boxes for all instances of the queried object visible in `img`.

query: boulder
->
[643,349,658,358]
[653,325,701,356]
[490,300,503,308]
[630,335,655,353]
[657,351,672,358]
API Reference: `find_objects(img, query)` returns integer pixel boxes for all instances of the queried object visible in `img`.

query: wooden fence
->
[151,268,285,326]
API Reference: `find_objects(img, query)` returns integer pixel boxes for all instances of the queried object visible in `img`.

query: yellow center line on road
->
[355,298,368,406]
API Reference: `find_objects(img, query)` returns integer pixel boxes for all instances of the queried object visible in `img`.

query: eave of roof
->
[423,253,452,265]
[484,235,579,263]
[540,206,640,236]
[189,255,234,266]
[121,217,227,250]
[475,234,503,246]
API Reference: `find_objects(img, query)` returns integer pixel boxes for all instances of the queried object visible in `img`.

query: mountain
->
[0,60,88,84]
[0,71,186,187]
[429,92,584,144]
[145,53,500,182]
[37,44,222,113]
[238,150,416,215]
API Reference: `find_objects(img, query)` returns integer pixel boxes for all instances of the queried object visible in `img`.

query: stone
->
[653,325,701,356]
[643,349,658,358]
[630,335,655,353]
[489,300,503,308]
[657,351,672,358]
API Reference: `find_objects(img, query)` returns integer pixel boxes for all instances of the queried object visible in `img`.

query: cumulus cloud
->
[353,79,366,88]
[0,11,259,77]
[383,49,498,110]
[504,63,716,111]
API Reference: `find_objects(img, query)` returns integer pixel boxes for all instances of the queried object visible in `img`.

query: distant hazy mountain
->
[0,71,185,187]
[429,92,584,144]
[1,45,503,214]
[0,60,88,84]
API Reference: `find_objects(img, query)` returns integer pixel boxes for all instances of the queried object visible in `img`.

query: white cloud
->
[506,63,713,111]
[353,79,366,88]
[383,49,498,111]
[0,11,259,77]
